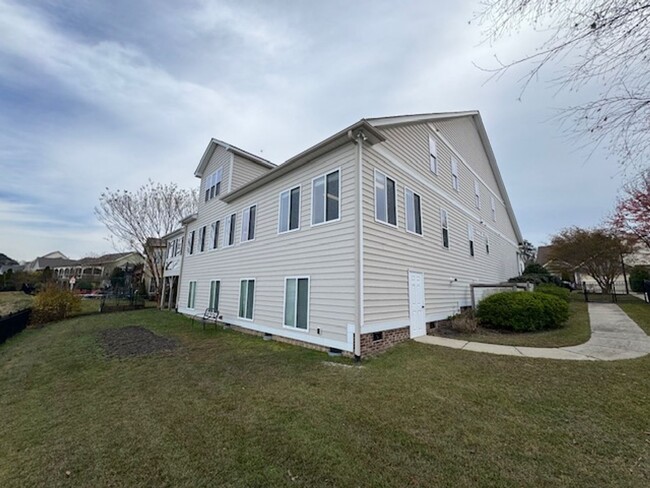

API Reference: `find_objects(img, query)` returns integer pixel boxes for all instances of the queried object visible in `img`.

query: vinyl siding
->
[363,120,520,330]
[230,155,272,192]
[178,143,357,351]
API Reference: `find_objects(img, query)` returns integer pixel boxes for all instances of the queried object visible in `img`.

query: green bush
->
[508,273,562,286]
[523,263,550,275]
[629,266,650,293]
[477,291,569,332]
[535,284,570,302]
[31,285,81,325]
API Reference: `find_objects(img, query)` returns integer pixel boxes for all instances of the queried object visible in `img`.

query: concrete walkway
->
[414,303,650,361]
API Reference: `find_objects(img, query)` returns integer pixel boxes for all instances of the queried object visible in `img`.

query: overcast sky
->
[0,0,625,262]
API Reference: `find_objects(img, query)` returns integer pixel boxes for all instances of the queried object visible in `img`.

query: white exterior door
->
[408,271,426,338]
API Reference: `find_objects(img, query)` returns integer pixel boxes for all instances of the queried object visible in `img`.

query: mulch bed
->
[98,326,178,358]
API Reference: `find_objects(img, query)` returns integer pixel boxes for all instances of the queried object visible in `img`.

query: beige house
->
[167,111,523,357]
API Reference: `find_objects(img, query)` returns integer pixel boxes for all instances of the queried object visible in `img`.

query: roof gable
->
[194,139,275,178]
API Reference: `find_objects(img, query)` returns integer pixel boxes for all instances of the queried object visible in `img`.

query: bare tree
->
[549,226,631,292]
[476,0,650,169]
[95,180,197,298]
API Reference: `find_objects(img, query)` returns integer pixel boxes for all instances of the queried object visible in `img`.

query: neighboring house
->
[51,252,146,289]
[23,251,71,272]
[170,111,523,357]
[160,228,185,309]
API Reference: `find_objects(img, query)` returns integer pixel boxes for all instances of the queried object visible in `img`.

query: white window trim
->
[374,169,399,229]
[198,226,207,253]
[282,276,310,332]
[428,135,438,175]
[209,220,220,251]
[240,203,258,244]
[238,278,255,321]
[474,180,481,209]
[485,234,490,254]
[209,279,220,310]
[404,186,423,237]
[223,214,236,248]
[468,223,475,257]
[490,196,497,222]
[187,281,197,310]
[187,230,196,256]
[451,157,460,192]
[310,167,342,227]
[440,208,450,250]
[277,185,301,235]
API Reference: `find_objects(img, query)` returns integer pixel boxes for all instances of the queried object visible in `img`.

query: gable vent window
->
[440,209,450,249]
[279,186,301,233]
[468,224,475,257]
[474,180,481,209]
[451,157,459,191]
[241,205,256,242]
[223,214,236,247]
[429,136,437,175]
[405,188,422,235]
[375,170,397,226]
[204,168,223,202]
[312,169,340,225]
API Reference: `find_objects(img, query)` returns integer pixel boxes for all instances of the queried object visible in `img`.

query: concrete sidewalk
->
[414,303,650,361]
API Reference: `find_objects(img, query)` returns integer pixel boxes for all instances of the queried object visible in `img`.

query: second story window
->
[375,170,397,226]
[468,223,475,257]
[187,230,195,255]
[440,209,449,248]
[485,234,490,254]
[490,196,496,222]
[210,220,220,250]
[204,167,223,202]
[199,226,206,252]
[451,157,459,191]
[405,188,422,235]
[429,136,437,174]
[312,169,340,225]
[241,205,256,242]
[279,186,300,233]
[474,180,481,209]
[223,213,236,247]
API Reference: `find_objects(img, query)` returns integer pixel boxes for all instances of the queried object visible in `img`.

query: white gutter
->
[352,130,367,360]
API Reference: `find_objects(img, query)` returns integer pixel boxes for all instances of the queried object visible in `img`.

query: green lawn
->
[1,310,648,487]
[618,295,650,334]
[0,291,33,317]
[452,295,591,348]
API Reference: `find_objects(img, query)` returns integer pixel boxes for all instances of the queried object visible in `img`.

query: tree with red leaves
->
[612,170,650,250]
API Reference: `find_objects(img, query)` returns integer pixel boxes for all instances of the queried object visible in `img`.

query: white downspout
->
[353,131,366,360]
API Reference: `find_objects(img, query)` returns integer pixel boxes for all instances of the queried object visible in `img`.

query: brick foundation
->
[359,327,410,356]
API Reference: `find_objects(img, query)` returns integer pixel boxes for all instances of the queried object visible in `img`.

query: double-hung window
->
[485,234,490,254]
[468,224,475,257]
[405,188,422,235]
[238,279,255,320]
[284,277,309,330]
[210,221,220,250]
[187,230,195,255]
[312,169,340,225]
[474,180,481,209]
[279,186,300,233]
[209,280,220,310]
[451,157,459,191]
[223,214,236,247]
[241,205,256,242]
[440,209,450,248]
[204,168,223,202]
[429,136,437,174]
[187,281,196,309]
[199,226,206,252]
[490,196,496,222]
[375,170,397,226]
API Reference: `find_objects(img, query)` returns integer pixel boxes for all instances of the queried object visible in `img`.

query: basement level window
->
[372,332,383,342]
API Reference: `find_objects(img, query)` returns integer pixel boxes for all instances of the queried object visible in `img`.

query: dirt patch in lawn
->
[98,326,178,358]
